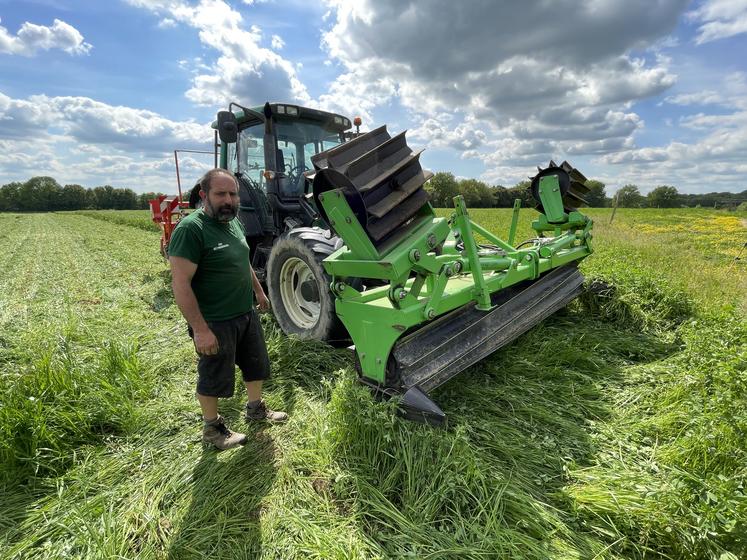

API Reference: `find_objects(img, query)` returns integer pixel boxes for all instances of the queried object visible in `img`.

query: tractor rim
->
[279,257,320,329]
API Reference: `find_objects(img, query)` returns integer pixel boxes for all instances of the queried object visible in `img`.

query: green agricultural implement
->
[309,128,594,424]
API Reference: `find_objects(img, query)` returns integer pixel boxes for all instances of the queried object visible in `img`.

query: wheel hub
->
[279,257,321,329]
[300,279,319,301]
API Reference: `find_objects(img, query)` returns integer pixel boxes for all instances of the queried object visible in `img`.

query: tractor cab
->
[193,103,351,234]
[186,102,353,276]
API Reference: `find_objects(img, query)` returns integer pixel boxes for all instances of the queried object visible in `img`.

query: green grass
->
[0,208,745,559]
[71,209,160,232]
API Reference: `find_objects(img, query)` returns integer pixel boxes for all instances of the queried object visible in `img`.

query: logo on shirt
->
[213,242,230,251]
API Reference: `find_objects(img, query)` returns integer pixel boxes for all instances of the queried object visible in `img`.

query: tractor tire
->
[267,228,346,343]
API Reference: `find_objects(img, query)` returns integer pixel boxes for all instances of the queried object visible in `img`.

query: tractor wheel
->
[267,228,346,343]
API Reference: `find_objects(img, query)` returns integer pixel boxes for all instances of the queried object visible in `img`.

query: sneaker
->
[245,400,288,423]
[202,415,248,450]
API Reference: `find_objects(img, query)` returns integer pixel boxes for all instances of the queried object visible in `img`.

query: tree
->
[425,172,460,208]
[511,180,537,208]
[112,188,138,209]
[458,179,493,207]
[490,185,514,207]
[91,185,116,209]
[614,184,645,208]
[647,185,680,208]
[138,192,161,209]
[60,184,88,210]
[584,180,607,207]
[84,189,97,209]
[16,177,62,211]
[0,182,22,212]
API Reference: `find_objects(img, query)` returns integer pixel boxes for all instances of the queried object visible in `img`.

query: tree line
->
[2,174,745,212]
[425,172,746,209]
[612,184,747,209]
[0,177,162,212]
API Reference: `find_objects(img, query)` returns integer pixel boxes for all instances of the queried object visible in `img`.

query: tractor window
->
[228,124,265,189]
[274,119,344,198]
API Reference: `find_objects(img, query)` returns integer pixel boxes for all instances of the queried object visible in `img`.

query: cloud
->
[410,116,488,152]
[689,0,747,44]
[664,71,747,110]
[320,0,685,165]
[598,108,747,192]
[316,61,397,124]
[126,0,310,107]
[593,67,747,192]
[271,34,284,50]
[0,91,214,191]
[0,17,91,56]
[665,90,726,106]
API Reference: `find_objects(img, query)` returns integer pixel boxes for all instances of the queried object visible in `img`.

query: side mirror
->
[216,111,238,144]
[262,102,273,135]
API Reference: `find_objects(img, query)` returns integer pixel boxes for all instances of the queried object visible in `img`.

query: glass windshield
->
[227,124,265,189]
[274,119,344,197]
[227,119,344,198]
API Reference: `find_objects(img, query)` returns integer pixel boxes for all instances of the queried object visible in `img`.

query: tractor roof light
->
[353,116,362,127]
[286,105,298,116]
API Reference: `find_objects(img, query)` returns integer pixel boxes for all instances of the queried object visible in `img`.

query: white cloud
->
[0,17,91,56]
[594,68,747,192]
[320,0,685,165]
[688,0,747,44]
[665,90,726,106]
[271,34,284,50]
[316,61,397,124]
[0,91,214,191]
[126,0,310,107]
[158,17,177,28]
[598,109,747,192]
[664,71,747,110]
[410,116,488,152]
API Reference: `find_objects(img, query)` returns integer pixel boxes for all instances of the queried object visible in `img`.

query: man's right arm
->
[169,255,219,355]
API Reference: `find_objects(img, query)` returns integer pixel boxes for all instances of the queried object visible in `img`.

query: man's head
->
[198,168,239,223]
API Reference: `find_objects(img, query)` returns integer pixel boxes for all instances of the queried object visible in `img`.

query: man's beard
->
[206,199,238,222]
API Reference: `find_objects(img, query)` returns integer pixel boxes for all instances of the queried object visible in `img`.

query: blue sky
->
[1,0,746,195]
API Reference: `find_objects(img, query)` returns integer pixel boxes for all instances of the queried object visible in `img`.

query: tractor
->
[152,101,594,424]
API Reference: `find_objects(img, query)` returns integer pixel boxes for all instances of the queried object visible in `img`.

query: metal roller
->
[311,126,433,246]
[531,160,590,214]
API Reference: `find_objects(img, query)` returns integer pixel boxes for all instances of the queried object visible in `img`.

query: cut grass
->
[71,209,160,232]
[0,208,745,559]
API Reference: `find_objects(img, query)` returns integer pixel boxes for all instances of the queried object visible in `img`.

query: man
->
[169,168,287,450]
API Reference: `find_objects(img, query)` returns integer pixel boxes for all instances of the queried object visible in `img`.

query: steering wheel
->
[285,164,307,186]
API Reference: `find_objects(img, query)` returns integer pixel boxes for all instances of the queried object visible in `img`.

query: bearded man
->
[168,168,287,450]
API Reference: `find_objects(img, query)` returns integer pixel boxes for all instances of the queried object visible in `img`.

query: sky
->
[0,0,746,195]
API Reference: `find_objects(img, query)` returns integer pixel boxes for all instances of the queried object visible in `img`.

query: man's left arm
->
[251,264,270,312]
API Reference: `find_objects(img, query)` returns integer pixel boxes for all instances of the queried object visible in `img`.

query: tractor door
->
[225,124,275,238]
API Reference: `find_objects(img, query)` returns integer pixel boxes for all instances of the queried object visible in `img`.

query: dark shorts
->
[188,310,271,398]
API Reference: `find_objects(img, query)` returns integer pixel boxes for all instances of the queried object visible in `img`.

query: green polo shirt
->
[168,209,253,321]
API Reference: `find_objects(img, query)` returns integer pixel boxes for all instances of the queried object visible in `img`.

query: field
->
[0,207,745,559]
